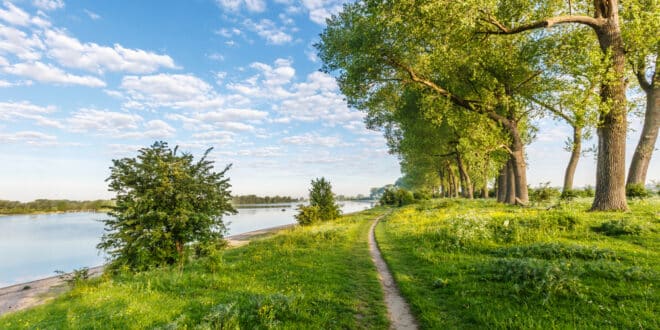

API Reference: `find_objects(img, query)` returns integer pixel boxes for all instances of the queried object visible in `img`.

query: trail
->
[369,214,418,330]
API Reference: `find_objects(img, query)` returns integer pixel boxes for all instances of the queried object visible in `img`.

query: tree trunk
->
[497,165,506,202]
[448,167,456,197]
[509,128,529,204]
[627,87,659,186]
[591,11,628,211]
[456,154,474,199]
[563,127,582,192]
[505,158,516,204]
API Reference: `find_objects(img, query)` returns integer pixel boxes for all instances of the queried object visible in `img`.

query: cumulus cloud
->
[0,100,61,127]
[66,108,141,133]
[120,73,224,110]
[43,29,177,74]
[0,24,45,61]
[244,19,292,45]
[3,61,106,87]
[301,0,343,25]
[33,0,64,11]
[216,0,266,12]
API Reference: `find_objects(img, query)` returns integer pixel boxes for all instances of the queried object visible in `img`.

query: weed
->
[54,267,90,288]
[593,219,643,236]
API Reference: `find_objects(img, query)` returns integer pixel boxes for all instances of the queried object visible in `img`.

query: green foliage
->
[98,141,236,272]
[54,267,91,288]
[413,190,431,200]
[380,187,415,207]
[307,177,341,221]
[560,189,579,201]
[294,204,321,226]
[593,219,644,236]
[626,183,651,199]
[529,182,561,204]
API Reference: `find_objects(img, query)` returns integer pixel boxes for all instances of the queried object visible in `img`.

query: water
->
[0,201,373,287]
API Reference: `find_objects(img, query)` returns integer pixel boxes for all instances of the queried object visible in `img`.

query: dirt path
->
[0,224,296,317]
[369,214,418,330]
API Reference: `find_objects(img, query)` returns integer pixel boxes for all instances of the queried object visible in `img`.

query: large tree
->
[99,142,236,271]
[480,0,632,210]
[318,1,550,204]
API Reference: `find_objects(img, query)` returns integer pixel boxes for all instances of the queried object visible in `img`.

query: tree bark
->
[497,165,506,202]
[505,159,516,204]
[563,127,582,192]
[456,153,474,199]
[627,83,659,186]
[509,126,529,204]
[591,11,628,211]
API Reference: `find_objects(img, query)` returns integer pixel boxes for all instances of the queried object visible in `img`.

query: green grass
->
[375,198,659,329]
[0,208,389,329]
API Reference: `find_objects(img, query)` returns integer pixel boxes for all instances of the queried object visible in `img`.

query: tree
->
[480,0,632,210]
[624,0,660,187]
[318,1,546,204]
[308,177,341,221]
[98,142,236,271]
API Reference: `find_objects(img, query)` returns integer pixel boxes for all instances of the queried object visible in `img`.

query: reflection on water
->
[0,201,373,287]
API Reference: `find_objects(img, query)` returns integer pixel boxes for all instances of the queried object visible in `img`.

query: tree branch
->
[479,12,603,34]
[633,59,652,92]
[527,96,575,125]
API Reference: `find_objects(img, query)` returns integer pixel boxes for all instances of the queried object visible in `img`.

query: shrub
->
[55,267,90,288]
[307,177,341,221]
[294,205,321,225]
[626,183,650,199]
[560,189,579,201]
[593,219,643,236]
[380,187,415,207]
[529,182,561,204]
[579,186,595,197]
[492,243,617,261]
[413,190,431,200]
[98,142,236,271]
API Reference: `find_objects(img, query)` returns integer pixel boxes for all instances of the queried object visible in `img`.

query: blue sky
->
[0,0,656,201]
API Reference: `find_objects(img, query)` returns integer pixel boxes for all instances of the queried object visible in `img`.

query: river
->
[0,201,374,287]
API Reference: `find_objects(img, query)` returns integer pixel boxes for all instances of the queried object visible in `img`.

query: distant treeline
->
[232,195,300,205]
[0,199,114,215]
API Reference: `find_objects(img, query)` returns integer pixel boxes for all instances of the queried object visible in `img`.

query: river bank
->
[0,224,295,316]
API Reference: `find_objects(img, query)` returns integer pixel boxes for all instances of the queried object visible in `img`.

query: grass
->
[0,208,389,329]
[375,197,659,329]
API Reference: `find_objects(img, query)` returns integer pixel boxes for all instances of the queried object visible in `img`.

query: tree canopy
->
[98,141,236,271]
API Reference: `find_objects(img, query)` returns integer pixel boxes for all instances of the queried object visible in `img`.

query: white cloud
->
[0,100,61,127]
[120,73,224,110]
[238,146,283,157]
[216,0,265,12]
[33,0,64,11]
[0,2,33,26]
[0,130,57,145]
[84,9,101,20]
[117,119,176,139]
[301,0,343,25]
[0,24,44,61]
[208,53,224,61]
[281,133,348,147]
[66,108,141,133]
[43,29,177,74]
[3,61,106,87]
[244,19,292,45]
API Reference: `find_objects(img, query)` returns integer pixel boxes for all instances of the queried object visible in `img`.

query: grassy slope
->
[376,198,659,329]
[0,208,388,329]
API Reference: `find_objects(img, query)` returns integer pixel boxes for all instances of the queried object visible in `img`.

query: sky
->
[0,0,657,202]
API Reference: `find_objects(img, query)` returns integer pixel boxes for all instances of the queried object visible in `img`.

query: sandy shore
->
[0,224,295,316]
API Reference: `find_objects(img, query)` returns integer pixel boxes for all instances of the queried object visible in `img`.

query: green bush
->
[413,190,431,200]
[560,189,579,201]
[593,219,643,236]
[626,183,650,199]
[294,205,321,225]
[380,188,415,207]
[529,182,561,204]
[492,243,617,261]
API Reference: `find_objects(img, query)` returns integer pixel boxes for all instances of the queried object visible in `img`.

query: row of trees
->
[317,0,658,211]
[232,195,299,205]
[0,199,112,214]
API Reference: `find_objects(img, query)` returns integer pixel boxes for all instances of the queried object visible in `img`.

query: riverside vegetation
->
[1,197,658,328]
